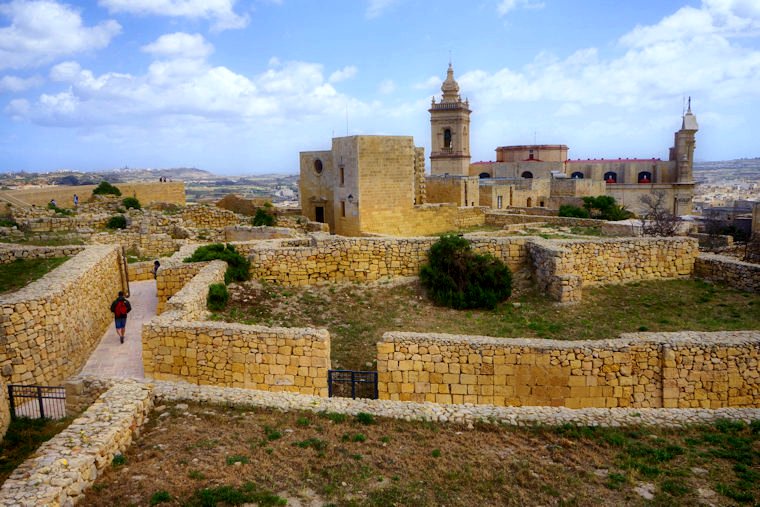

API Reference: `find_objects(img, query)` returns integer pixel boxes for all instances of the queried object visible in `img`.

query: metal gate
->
[328,370,378,399]
[8,385,66,420]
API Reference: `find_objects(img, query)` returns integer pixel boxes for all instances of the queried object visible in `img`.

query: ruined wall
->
[695,254,760,293]
[181,205,243,228]
[485,211,603,228]
[377,331,760,409]
[89,231,178,258]
[528,237,698,302]
[0,244,85,264]
[250,236,531,286]
[5,182,185,208]
[155,261,207,314]
[143,261,330,395]
[0,246,124,384]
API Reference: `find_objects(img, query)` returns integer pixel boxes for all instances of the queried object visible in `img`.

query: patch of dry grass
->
[80,402,760,507]
[211,278,760,370]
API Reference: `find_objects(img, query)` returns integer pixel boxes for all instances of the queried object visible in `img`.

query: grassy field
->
[0,257,69,294]
[80,401,760,506]
[212,278,760,370]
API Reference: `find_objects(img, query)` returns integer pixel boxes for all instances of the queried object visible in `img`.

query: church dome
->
[441,63,460,101]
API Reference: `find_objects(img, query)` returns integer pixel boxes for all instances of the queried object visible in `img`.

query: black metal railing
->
[328,370,378,399]
[8,385,66,420]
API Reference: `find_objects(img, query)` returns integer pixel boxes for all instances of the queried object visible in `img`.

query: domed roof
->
[441,63,460,102]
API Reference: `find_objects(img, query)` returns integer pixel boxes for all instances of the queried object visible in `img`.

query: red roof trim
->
[566,158,662,163]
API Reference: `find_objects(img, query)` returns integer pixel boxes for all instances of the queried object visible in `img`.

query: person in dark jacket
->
[110,291,132,344]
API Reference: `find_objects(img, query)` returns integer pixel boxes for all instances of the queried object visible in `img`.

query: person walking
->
[110,291,132,344]
[73,194,79,208]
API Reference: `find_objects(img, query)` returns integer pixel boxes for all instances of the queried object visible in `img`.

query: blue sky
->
[1,0,759,175]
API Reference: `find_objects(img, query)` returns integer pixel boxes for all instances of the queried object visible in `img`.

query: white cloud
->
[366,0,398,19]
[142,33,214,60]
[13,49,372,129]
[497,0,544,17]
[0,0,121,70]
[378,79,396,95]
[328,66,357,84]
[0,74,43,92]
[98,0,249,31]
[462,0,760,111]
[414,76,441,90]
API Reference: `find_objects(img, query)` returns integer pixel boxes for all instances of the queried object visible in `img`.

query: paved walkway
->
[78,280,157,379]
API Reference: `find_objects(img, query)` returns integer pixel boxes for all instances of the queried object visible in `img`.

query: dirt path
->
[77,280,157,379]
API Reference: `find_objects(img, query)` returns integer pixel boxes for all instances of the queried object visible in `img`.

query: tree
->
[640,191,681,237]
[252,202,276,226]
[581,196,633,221]
[558,204,590,218]
[122,197,141,209]
[92,181,122,196]
[420,234,512,310]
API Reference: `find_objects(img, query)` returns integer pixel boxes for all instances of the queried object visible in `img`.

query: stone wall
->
[143,261,330,395]
[0,381,152,506]
[4,181,185,208]
[0,244,85,264]
[695,253,760,293]
[0,245,125,384]
[89,230,178,259]
[127,260,158,282]
[181,204,245,229]
[528,237,698,302]
[155,261,208,314]
[377,331,760,409]
[485,211,604,228]
[0,375,8,439]
[249,235,530,286]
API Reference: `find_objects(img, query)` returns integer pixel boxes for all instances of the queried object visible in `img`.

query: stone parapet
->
[695,253,760,293]
[0,244,85,264]
[0,381,152,507]
[377,331,760,409]
[0,245,124,385]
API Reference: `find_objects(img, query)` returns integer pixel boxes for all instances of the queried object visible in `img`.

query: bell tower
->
[429,64,471,176]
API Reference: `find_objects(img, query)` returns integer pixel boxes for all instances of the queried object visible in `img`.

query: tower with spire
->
[429,63,472,176]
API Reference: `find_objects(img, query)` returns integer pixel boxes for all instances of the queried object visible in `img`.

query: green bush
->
[92,181,121,196]
[0,218,17,228]
[122,197,141,210]
[184,243,251,284]
[419,234,512,310]
[558,204,590,218]
[252,202,276,227]
[582,196,633,221]
[105,215,127,229]
[46,203,73,216]
[207,283,229,311]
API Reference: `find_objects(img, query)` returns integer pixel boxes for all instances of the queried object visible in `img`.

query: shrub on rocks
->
[252,202,277,227]
[184,243,250,284]
[92,181,122,197]
[106,215,127,229]
[420,234,512,310]
[122,197,141,210]
[207,283,229,311]
[559,204,590,219]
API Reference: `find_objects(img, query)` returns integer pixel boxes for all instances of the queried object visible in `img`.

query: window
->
[340,166,345,186]
[528,149,534,160]
[521,171,533,179]
[314,159,323,174]
[638,171,652,184]
[571,171,584,179]
[341,201,346,217]
[443,128,452,149]
[540,201,545,207]
[527,197,532,207]
[604,171,617,183]
[497,195,503,209]
[479,172,491,179]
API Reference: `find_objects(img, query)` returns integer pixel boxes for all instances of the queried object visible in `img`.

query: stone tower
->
[429,64,471,176]
[674,99,698,184]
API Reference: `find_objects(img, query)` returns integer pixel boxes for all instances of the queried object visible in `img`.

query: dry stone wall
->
[377,331,760,409]
[0,244,85,264]
[0,245,125,385]
[485,211,603,228]
[249,235,530,286]
[143,260,330,395]
[155,261,207,314]
[695,253,760,293]
[528,237,698,302]
[181,205,244,228]
[0,380,152,507]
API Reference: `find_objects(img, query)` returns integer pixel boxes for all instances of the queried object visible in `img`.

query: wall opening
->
[443,128,452,149]
[638,171,652,183]
[604,171,617,183]
[341,201,346,217]
[479,172,491,179]
[497,195,503,209]
[314,159,323,174]
[571,171,584,179]
[521,171,533,179]
[315,206,325,223]
[340,166,345,186]
[527,197,532,207]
